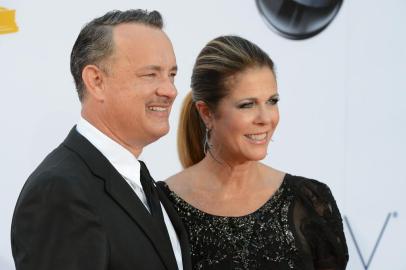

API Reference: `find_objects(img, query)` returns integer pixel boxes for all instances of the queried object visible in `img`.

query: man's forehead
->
[110,23,176,68]
[112,23,173,55]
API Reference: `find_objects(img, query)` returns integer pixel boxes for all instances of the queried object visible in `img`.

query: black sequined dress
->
[158,174,348,270]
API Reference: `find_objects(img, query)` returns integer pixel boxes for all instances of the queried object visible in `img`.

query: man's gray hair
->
[70,9,163,101]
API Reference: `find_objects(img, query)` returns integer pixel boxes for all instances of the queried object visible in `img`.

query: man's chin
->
[145,126,170,143]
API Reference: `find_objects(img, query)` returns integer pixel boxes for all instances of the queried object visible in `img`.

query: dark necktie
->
[139,160,169,233]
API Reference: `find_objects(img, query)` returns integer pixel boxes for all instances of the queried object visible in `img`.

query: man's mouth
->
[148,106,168,112]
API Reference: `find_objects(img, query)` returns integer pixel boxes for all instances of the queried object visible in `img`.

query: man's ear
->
[195,101,213,129]
[82,65,106,102]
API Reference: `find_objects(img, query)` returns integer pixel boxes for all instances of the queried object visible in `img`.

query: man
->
[11,9,191,270]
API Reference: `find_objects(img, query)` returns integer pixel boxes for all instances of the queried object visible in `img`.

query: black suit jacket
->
[11,127,192,270]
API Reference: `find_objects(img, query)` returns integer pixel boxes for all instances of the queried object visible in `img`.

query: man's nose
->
[157,79,177,99]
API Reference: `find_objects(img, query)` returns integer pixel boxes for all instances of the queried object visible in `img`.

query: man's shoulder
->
[23,144,91,194]
[35,143,84,173]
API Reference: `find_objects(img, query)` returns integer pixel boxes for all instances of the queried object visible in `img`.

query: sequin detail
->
[167,180,298,270]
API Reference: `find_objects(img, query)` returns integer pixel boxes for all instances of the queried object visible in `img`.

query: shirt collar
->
[76,116,142,189]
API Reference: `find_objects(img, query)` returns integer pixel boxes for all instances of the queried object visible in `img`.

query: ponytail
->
[177,92,205,168]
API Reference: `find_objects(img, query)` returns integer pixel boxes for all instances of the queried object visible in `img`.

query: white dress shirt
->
[76,117,183,270]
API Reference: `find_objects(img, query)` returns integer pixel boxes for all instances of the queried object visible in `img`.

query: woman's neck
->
[197,154,263,194]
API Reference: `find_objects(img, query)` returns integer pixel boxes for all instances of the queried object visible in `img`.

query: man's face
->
[100,23,177,152]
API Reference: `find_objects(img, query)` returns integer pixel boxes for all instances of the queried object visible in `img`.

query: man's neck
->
[80,110,143,157]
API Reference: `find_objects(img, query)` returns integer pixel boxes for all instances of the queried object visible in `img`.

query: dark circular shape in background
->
[256,0,343,40]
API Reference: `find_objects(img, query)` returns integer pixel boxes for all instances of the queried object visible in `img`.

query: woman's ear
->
[195,101,213,129]
[81,64,106,102]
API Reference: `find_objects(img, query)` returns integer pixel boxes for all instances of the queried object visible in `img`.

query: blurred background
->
[1,0,405,269]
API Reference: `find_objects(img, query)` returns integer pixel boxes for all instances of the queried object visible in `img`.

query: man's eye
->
[144,73,156,78]
[169,73,176,81]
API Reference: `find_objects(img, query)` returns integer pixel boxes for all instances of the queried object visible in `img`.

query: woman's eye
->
[238,102,254,109]
[267,97,280,105]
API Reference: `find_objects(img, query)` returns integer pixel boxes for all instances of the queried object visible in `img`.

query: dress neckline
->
[165,173,290,219]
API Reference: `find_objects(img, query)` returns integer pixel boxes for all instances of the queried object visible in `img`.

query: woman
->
[158,35,348,270]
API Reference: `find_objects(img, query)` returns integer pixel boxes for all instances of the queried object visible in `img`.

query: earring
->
[203,127,212,154]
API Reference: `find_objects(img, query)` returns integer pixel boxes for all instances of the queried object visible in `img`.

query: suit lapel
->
[62,127,178,270]
[106,172,178,270]
[156,185,192,270]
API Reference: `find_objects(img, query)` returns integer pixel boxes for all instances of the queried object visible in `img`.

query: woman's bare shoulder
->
[258,162,286,186]
[164,166,196,195]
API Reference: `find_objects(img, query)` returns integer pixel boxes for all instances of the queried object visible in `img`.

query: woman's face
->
[209,66,279,164]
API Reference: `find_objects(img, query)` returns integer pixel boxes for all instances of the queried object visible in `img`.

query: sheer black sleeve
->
[290,178,349,270]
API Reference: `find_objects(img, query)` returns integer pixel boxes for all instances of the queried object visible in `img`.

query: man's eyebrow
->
[170,65,178,72]
[139,65,178,72]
